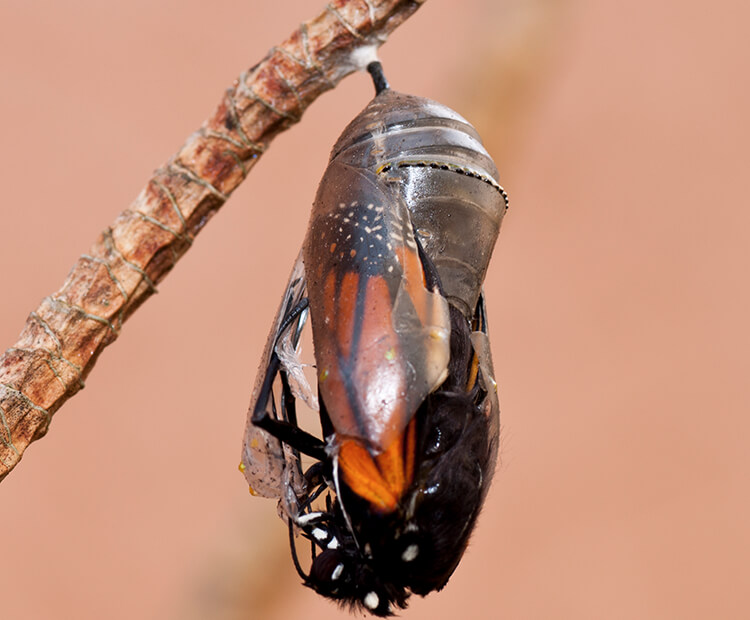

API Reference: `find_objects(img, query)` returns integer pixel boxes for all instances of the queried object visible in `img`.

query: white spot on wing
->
[312,527,327,541]
[296,512,323,525]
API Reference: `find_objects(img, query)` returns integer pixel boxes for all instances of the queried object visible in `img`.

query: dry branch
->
[0,0,426,481]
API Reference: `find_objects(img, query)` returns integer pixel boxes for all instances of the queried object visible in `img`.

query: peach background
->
[1,1,747,619]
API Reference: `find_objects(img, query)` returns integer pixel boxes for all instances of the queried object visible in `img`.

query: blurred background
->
[0,0,747,618]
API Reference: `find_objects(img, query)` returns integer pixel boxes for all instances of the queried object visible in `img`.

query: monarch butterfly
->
[240,62,507,616]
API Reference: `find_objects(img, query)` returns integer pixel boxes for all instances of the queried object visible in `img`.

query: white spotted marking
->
[367,203,374,210]
[402,544,419,562]
[332,563,344,580]
[350,203,356,208]
[375,234,383,241]
[364,226,372,234]
[343,217,350,223]
[388,265,394,272]
[338,202,346,208]
[404,522,419,533]
[312,527,328,541]
[370,225,382,232]
[364,592,379,610]
[328,537,340,550]
[346,234,352,240]
[296,512,323,525]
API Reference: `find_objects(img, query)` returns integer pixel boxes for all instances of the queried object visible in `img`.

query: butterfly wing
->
[303,161,451,455]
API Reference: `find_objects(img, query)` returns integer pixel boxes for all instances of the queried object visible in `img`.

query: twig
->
[0,0,426,482]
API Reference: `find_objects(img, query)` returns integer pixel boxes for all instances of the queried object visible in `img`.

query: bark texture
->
[0,0,426,481]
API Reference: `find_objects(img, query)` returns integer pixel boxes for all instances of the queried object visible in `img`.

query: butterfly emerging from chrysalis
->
[240,61,508,616]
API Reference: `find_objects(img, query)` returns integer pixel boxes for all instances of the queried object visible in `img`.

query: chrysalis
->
[240,62,507,616]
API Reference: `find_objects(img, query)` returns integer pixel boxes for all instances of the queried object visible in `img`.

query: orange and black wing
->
[303,162,451,457]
